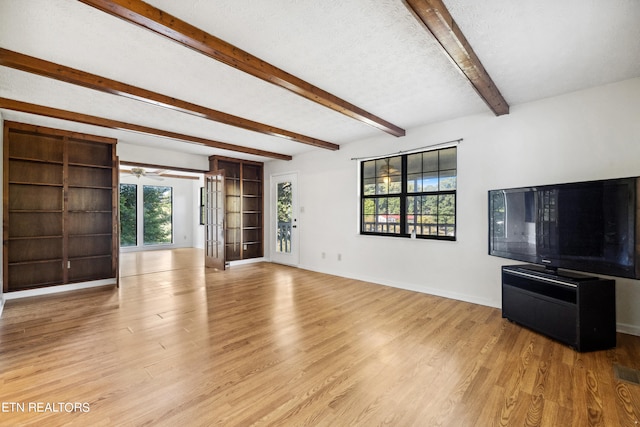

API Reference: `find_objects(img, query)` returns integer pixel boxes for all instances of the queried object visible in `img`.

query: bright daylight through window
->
[360,147,457,240]
[119,184,173,247]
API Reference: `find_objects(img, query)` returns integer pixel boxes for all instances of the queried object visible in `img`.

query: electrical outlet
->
[337,253,342,261]
[322,252,326,259]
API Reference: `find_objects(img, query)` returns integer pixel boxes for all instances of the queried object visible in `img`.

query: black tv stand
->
[501,264,616,352]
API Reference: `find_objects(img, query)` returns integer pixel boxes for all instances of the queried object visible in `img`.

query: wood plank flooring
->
[1,248,639,426]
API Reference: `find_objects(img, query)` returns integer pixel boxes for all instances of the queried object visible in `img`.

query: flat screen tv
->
[488,177,640,279]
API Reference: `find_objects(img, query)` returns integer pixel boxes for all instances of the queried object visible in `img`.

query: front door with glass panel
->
[271,173,299,266]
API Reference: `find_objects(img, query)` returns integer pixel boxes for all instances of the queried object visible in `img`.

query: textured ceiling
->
[1,0,639,164]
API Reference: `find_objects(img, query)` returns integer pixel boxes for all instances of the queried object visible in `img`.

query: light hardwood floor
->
[1,248,639,426]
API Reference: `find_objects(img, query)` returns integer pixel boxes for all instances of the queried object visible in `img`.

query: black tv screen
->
[488,177,640,279]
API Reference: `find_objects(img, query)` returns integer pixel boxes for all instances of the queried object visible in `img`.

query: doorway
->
[271,173,299,266]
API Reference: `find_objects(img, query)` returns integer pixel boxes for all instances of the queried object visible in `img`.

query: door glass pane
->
[276,181,292,253]
[143,185,173,245]
[119,184,137,247]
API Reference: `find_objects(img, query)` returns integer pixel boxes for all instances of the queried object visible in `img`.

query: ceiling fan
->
[123,167,166,180]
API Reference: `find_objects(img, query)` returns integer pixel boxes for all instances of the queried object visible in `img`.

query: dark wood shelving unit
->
[209,156,264,261]
[3,122,118,292]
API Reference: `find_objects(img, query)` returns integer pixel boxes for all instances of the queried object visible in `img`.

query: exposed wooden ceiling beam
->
[0,48,336,151]
[0,97,292,161]
[405,0,509,116]
[77,0,406,137]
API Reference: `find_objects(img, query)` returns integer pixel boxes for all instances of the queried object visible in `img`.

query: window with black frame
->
[360,147,457,240]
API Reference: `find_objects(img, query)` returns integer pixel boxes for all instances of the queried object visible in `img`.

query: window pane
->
[423,172,438,192]
[439,147,457,170]
[363,160,376,179]
[423,151,438,172]
[439,169,457,190]
[363,198,375,214]
[143,185,173,245]
[276,181,292,253]
[375,158,389,178]
[119,184,137,247]
[406,196,417,214]
[407,153,422,175]
[388,156,402,178]
[388,196,400,215]
[438,194,456,237]
[406,196,417,233]
[389,173,402,194]
[373,156,403,195]
[418,195,438,236]
[376,198,388,215]
[376,177,389,195]
[438,194,455,217]
[363,178,376,195]
[422,215,438,236]
[427,195,440,217]
[362,197,376,233]
[361,196,401,234]
[407,173,421,192]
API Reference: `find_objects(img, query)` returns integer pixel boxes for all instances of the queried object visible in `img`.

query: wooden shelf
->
[209,156,263,261]
[8,156,63,165]
[8,235,63,240]
[8,258,63,266]
[9,209,63,213]
[68,185,113,190]
[3,121,117,293]
[9,181,63,187]
[68,162,113,169]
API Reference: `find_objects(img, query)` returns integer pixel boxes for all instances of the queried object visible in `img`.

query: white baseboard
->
[228,257,266,267]
[4,278,117,300]
[617,322,640,337]
[297,263,500,309]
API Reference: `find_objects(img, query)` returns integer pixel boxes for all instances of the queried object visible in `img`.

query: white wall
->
[117,143,209,171]
[264,77,640,335]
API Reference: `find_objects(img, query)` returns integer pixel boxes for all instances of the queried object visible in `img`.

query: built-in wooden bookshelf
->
[208,156,263,261]
[3,122,118,292]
